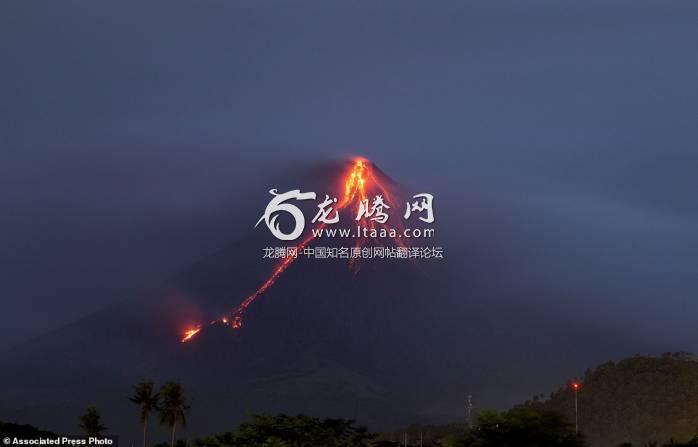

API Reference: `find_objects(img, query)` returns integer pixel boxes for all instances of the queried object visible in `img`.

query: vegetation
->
[377,423,464,446]
[523,353,698,446]
[440,408,586,447]
[614,437,698,446]
[9,355,698,447]
[129,380,160,447]
[158,381,190,447]
[79,406,107,436]
[192,413,374,447]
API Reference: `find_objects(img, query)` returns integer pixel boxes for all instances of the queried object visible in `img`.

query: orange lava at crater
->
[340,158,367,207]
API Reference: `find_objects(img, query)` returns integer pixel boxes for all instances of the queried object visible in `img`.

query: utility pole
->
[404,432,407,447]
[419,431,423,447]
[466,394,473,427]
[572,382,580,434]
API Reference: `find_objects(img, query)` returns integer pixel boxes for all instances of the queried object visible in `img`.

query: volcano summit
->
[181,158,420,343]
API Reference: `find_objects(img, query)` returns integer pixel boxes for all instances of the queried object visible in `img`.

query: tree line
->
[80,381,188,447]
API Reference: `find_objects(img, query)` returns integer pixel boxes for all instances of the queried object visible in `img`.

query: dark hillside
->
[524,353,698,447]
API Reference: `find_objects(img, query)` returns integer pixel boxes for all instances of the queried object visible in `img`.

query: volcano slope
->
[0,159,644,439]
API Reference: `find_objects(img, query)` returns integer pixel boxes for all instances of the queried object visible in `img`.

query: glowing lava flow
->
[181,158,405,343]
[181,327,200,342]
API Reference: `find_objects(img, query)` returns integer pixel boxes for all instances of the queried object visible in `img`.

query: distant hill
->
[0,421,58,438]
[523,353,698,447]
[381,354,698,447]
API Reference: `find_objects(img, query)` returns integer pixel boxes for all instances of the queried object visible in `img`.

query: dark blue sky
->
[1,1,697,350]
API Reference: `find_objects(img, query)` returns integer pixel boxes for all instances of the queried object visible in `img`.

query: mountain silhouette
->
[0,159,646,440]
[524,353,698,447]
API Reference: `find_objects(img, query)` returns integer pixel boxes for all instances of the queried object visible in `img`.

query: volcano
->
[0,158,645,441]
[180,158,413,343]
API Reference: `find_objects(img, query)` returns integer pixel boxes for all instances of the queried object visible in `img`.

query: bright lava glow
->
[181,157,406,343]
[180,327,201,343]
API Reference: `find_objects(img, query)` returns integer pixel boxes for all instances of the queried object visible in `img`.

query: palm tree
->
[158,381,190,447]
[129,381,159,447]
[79,406,107,436]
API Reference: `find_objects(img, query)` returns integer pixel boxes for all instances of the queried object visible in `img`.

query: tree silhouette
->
[448,408,586,447]
[193,413,374,447]
[129,381,160,447]
[158,381,190,447]
[79,406,107,436]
